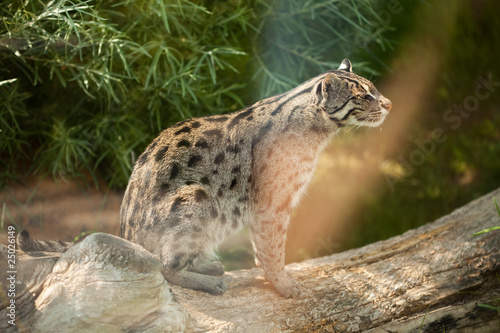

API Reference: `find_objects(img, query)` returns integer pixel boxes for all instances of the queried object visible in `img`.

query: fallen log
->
[0,233,188,332]
[1,188,499,332]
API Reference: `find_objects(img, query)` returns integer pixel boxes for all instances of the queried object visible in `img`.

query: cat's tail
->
[17,230,73,253]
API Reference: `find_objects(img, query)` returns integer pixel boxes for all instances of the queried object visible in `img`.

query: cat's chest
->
[251,128,328,212]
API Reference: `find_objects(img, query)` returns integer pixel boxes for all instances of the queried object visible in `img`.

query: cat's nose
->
[381,98,392,111]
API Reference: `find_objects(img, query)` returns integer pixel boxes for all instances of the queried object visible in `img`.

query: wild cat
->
[119,59,392,297]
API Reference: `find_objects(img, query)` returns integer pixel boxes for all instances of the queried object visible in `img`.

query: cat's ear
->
[314,73,342,105]
[338,59,352,72]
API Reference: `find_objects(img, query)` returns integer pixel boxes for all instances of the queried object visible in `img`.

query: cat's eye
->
[363,94,375,101]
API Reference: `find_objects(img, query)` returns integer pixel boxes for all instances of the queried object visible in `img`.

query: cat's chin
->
[363,108,389,128]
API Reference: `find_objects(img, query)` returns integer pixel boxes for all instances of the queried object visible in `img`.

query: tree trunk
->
[2,188,499,332]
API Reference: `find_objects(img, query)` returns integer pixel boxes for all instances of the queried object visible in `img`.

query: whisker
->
[369,70,376,81]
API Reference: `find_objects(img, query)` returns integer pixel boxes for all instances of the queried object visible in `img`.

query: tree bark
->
[1,188,499,332]
[1,234,188,333]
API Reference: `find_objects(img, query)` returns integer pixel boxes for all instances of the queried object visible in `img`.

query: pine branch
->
[0,0,391,188]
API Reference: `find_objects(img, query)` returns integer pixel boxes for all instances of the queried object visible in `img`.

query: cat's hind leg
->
[155,184,226,294]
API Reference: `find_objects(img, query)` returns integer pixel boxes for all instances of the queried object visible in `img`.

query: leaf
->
[472,197,500,235]
[473,226,500,236]
[478,303,500,312]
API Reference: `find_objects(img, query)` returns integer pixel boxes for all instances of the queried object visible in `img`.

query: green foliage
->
[473,198,500,236]
[0,0,389,189]
[477,301,500,313]
[251,0,392,96]
[476,273,500,314]
[1,0,147,187]
[0,78,30,182]
[418,305,431,333]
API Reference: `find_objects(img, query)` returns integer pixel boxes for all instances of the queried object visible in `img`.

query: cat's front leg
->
[250,216,301,298]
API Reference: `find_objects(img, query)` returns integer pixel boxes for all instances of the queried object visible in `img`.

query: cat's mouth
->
[356,107,389,127]
[354,97,391,127]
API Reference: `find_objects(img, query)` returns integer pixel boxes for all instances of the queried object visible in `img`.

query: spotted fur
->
[120,59,392,297]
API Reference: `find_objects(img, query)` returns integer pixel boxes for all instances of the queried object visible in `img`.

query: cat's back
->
[127,107,268,204]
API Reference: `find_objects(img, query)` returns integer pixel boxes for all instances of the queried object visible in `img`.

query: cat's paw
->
[163,268,227,295]
[207,277,227,295]
[208,261,225,276]
[191,274,227,295]
[269,270,301,298]
[189,259,225,276]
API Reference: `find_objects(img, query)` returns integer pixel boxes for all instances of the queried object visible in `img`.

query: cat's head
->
[314,59,391,128]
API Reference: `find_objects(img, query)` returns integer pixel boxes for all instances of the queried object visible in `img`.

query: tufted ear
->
[338,58,352,72]
[314,73,343,105]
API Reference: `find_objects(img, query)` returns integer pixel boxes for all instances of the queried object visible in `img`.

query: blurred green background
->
[1,0,499,270]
